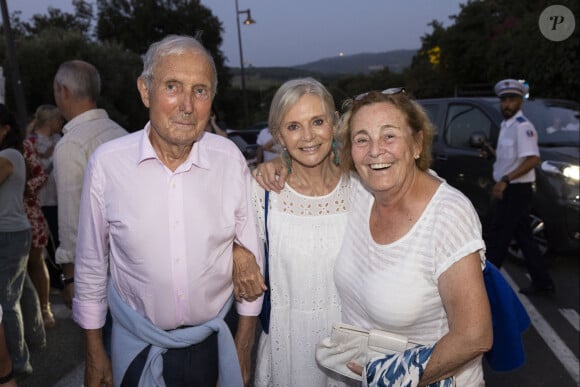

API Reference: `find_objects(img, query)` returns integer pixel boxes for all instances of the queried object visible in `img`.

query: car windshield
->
[493,100,579,147]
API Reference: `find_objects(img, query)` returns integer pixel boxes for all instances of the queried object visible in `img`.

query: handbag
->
[315,322,411,381]
[258,190,271,334]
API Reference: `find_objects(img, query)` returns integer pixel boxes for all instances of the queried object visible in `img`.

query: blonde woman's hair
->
[268,77,337,141]
[26,104,61,135]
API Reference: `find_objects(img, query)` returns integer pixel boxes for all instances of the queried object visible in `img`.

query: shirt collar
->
[62,109,109,135]
[503,109,524,127]
[137,122,212,171]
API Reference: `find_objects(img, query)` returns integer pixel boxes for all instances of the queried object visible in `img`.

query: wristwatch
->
[60,273,74,286]
[501,175,510,184]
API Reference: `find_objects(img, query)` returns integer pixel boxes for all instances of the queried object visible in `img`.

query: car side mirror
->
[470,132,488,148]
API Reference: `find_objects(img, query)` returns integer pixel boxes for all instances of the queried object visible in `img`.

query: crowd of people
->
[0,32,549,386]
[0,58,128,384]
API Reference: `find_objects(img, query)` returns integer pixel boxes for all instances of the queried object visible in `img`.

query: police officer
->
[485,78,555,295]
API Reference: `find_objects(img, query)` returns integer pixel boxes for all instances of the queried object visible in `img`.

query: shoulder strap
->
[259,190,272,334]
[264,190,270,247]
[263,190,270,307]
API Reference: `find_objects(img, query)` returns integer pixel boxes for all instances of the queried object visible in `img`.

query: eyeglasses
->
[341,87,407,113]
[354,87,406,101]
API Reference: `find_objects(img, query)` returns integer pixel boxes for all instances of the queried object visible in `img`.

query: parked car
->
[226,121,267,168]
[417,97,579,256]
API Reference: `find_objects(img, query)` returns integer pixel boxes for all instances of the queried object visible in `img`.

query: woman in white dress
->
[252,78,351,387]
[334,89,493,385]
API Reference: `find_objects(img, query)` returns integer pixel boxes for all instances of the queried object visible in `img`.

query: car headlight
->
[564,165,580,181]
[541,161,580,181]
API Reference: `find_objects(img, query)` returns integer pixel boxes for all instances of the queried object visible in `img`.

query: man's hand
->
[491,181,507,200]
[61,263,75,309]
[235,316,257,386]
[233,244,266,302]
[84,329,113,387]
[492,156,540,200]
[253,158,288,193]
[62,284,74,309]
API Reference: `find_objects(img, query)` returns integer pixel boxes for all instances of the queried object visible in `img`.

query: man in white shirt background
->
[52,60,128,308]
[256,126,281,163]
[485,78,554,296]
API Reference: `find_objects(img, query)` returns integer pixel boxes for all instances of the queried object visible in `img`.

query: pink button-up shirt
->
[72,123,263,330]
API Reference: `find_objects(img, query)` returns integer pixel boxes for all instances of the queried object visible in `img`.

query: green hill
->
[294,49,417,75]
[229,49,417,89]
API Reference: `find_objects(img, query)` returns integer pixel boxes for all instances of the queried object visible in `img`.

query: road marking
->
[501,268,580,385]
[559,308,580,332]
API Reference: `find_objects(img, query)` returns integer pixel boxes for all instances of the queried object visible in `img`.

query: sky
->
[7,0,465,67]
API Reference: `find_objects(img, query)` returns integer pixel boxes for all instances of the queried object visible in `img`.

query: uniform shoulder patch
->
[516,116,527,123]
[526,129,535,137]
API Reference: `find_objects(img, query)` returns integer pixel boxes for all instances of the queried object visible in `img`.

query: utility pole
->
[235,0,255,129]
[1,0,28,134]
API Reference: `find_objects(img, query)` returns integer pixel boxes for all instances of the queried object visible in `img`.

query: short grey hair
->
[140,35,218,95]
[54,60,101,102]
[268,77,336,140]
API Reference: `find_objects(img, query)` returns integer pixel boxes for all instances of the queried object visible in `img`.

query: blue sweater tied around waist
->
[107,281,242,387]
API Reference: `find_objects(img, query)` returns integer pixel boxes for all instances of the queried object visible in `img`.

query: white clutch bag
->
[315,322,411,381]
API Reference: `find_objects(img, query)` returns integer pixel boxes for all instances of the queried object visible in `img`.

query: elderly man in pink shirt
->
[72,35,263,387]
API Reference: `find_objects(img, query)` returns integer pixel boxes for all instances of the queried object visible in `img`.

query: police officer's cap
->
[494,79,528,97]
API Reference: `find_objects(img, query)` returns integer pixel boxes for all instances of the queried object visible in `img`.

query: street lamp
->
[235,0,255,128]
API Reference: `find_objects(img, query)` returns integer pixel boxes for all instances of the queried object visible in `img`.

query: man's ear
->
[59,84,70,100]
[137,77,151,108]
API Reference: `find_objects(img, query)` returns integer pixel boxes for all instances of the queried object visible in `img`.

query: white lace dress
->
[252,175,353,387]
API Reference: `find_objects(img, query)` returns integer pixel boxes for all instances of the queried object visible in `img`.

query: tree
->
[328,68,406,108]
[1,26,146,131]
[95,0,232,111]
[11,0,94,39]
[2,0,235,131]
[484,0,579,99]
[408,0,579,100]
[405,20,453,98]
